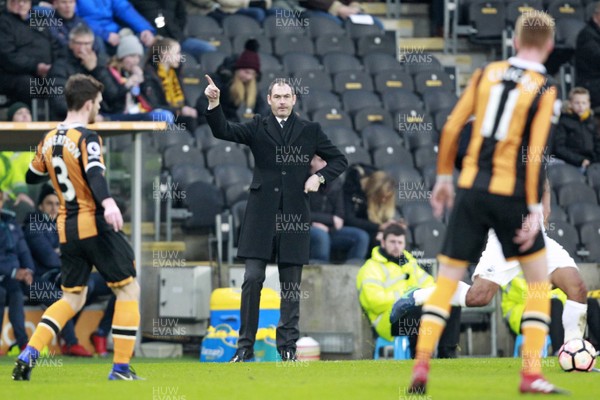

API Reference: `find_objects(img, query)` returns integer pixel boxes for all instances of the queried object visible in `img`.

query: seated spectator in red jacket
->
[552,87,600,171]
[575,2,600,110]
[0,0,64,105]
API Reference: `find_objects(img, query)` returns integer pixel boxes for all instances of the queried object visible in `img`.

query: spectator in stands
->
[76,0,156,53]
[130,0,216,62]
[0,189,34,354]
[357,223,461,358]
[0,0,64,105]
[552,87,600,171]
[575,2,600,110]
[501,271,600,354]
[343,164,399,248]
[309,155,369,264]
[301,0,383,28]
[7,102,33,123]
[209,0,270,23]
[183,0,222,16]
[47,23,121,120]
[23,185,116,357]
[42,0,106,56]
[196,39,268,124]
[143,37,198,130]
[103,30,175,123]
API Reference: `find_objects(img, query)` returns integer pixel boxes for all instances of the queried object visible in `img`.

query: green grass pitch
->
[1,356,598,400]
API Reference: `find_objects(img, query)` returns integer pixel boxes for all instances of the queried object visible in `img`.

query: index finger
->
[205,74,215,86]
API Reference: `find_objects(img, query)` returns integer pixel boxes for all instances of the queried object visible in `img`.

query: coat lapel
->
[285,111,304,145]
[264,113,284,146]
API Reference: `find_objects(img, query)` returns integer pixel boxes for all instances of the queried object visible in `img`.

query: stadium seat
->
[356,34,396,57]
[396,108,434,135]
[468,0,506,42]
[373,70,414,94]
[381,89,422,113]
[557,182,597,208]
[194,124,228,152]
[403,130,439,153]
[344,20,384,39]
[422,90,458,114]
[259,52,283,71]
[180,66,208,105]
[587,163,600,189]
[586,2,597,20]
[339,145,372,165]
[322,53,363,75]
[314,34,355,56]
[548,0,585,21]
[413,145,439,171]
[294,70,334,92]
[546,220,581,259]
[312,107,353,129]
[434,107,453,132]
[274,34,315,56]
[333,71,374,94]
[402,202,436,226]
[382,164,423,187]
[342,90,382,114]
[363,53,404,75]
[361,125,403,150]
[184,15,222,37]
[170,163,214,187]
[194,33,233,54]
[578,221,600,262]
[322,125,362,147]
[308,16,346,38]
[371,145,413,168]
[263,14,306,37]
[505,0,544,28]
[222,14,263,38]
[163,145,205,170]
[224,184,250,207]
[182,181,225,231]
[554,19,587,50]
[547,163,586,190]
[259,69,287,91]
[353,107,394,131]
[153,129,195,153]
[413,71,455,95]
[301,89,341,115]
[411,221,447,259]
[567,203,600,228]
[205,144,248,169]
[548,204,568,223]
[213,164,253,189]
[200,52,229,74]
[401,51,443,75]
[232,35,272,55]
[373,336,411,360]
[282,53,322,75]
[180,52,199,69]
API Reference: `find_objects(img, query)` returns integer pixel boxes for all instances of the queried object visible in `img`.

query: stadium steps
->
[142,241,186,253]
[122,222,155,236]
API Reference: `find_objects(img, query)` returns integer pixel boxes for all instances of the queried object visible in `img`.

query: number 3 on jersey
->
[52,156,76,201]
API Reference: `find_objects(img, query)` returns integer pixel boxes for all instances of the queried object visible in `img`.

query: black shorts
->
[440,189,545,266]
[60,230,136,292]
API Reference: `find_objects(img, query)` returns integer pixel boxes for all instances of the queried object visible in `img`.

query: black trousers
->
[238,258,302,352]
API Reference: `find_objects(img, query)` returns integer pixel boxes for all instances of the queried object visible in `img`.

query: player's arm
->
[82,134,122,231]
[436,68,482,180]
[26,141,49,184]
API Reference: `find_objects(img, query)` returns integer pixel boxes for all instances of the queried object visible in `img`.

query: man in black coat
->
[204,76,348,362]
[575,2,600,110]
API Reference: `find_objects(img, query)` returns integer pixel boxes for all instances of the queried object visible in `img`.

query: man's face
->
[570,94,590,117]
[39,194,59,220]
[87,92,102,124]
[69,34,94,59]
[268,83,296,119]
[12,107,32,122]
[7,0,31,19]
[54,0,75,19]
[381,234,406,258]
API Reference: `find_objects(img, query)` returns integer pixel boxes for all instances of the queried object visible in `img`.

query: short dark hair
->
[382,223,406,239]
[65,74,104,111]
[268,79,295,96]
[68,23,94,41]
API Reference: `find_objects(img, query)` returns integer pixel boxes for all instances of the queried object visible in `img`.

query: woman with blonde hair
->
[343,164,399,248]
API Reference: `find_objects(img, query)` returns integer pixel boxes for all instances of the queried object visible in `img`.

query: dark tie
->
[280,119,286,129]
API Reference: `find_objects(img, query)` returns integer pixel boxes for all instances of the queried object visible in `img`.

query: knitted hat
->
[37,184,57,206]
[7,102,30,121]
[117,29,144,59]
[234,39,260,73]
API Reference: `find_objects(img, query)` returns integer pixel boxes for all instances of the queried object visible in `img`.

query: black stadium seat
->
[413,70,455,95]
[557,182,597,208]
[344,20,384,39]
[373,70,415,94]
[422,90,458,114]
[567,203,600,228]
[308,16,345,38]
[322,53,363,74]
[588,163,600,189]
[222,14,262,37]
[547,163,585,190]
[224,184,250,207]
[381,89,422,113]
[578,221,600,262]
[180,66,208,105]
[468,0,506,42]
[194,33,233,54]
[314,34,355,56]
[312,107,353,129]
[274,34,315,56]
[163,145,205,170]
[412,221,447,259]
[200,52,229,74]
[333,71,374,94]
[322,125,362,147]
[263,14,306,37]
[213,164,253,189]
[505,0,544,28]
[361,125,403,150]
[401,51,443,75]
[259,52,283,71]
[342,90,382,114]
[548,204,568,223]
[170,163,214,187]
[353,107,394,131]
[402,202,436,226]
[295,70,334,92]
[371,145,413,168]
[340,145,372,165]
[183,182,225,231]
[232,35,272,55]
[301,89,341,115]
[153,129,194,153]
[205,144,248,169]
[355,34,396,57]
[282,53,321,75]
[363,53,404,75]
[546,220,581,260]
[184,15,222,37]
[413,145,439,171]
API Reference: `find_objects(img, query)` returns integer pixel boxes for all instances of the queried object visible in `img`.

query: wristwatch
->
[316,173,325,184]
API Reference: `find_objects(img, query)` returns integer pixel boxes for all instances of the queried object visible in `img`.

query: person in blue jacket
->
[0,189,34,353]
[76,0,156,52]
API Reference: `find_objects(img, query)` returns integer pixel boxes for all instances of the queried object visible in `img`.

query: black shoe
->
[230,348,254,363]
[12,359,33,381]
[279,347,298,362]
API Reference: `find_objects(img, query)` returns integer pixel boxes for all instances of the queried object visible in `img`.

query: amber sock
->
[28,299,76,351]
[112,300,140,364]
[521,281,551,375]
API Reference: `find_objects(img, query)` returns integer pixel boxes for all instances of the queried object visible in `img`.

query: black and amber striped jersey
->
[29,123,110,243]
[437,57,560,208]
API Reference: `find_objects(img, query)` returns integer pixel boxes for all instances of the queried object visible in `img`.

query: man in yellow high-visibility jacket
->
[357,223,461,357]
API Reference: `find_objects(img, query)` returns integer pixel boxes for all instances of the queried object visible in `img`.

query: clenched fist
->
[205,74,220,109]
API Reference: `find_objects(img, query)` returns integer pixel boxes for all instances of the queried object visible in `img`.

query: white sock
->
[412,281,470,307]
[563,299,587,342]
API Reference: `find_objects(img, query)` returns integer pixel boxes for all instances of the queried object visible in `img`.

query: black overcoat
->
[206,105,348,264]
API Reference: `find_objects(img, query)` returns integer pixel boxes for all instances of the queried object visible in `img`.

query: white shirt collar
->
[508,57,547,74]
[276,117,286,125]
[57,122,86,130]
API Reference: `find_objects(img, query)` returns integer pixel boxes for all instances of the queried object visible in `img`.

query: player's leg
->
[465,277,500,307]
[550,261,588,341]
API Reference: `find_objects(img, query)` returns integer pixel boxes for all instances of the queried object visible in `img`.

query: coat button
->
[274,187,279,192]
[282,171,286,175]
